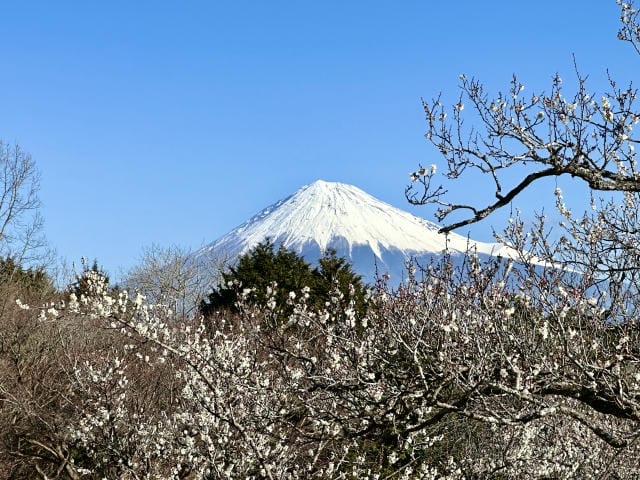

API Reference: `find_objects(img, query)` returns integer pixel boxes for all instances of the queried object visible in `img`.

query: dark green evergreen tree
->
[0,256,55,297]
[314,248,367,317]
[200,240,368,319]
[201,240,316,317]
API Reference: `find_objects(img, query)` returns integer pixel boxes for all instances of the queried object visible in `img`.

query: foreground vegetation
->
[5,239,640,478]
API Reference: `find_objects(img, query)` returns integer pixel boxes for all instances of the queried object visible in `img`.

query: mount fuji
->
[199,180,518,283]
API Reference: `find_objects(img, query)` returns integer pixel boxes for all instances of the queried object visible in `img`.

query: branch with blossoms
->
[407,2,640,234]
[618,0,640,54]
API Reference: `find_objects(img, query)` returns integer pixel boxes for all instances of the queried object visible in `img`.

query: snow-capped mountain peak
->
[200,180,515,281]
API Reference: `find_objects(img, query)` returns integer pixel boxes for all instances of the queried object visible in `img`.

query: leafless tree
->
[122,243,228,320]
[0,141,46,265]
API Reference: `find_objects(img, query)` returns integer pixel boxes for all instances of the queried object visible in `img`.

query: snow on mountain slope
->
[199,180,519,281]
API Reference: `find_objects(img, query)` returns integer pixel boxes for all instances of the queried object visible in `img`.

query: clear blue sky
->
[0,1,635,279]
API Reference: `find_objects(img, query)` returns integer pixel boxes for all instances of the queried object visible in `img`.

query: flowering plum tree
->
[28,246,640,478]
